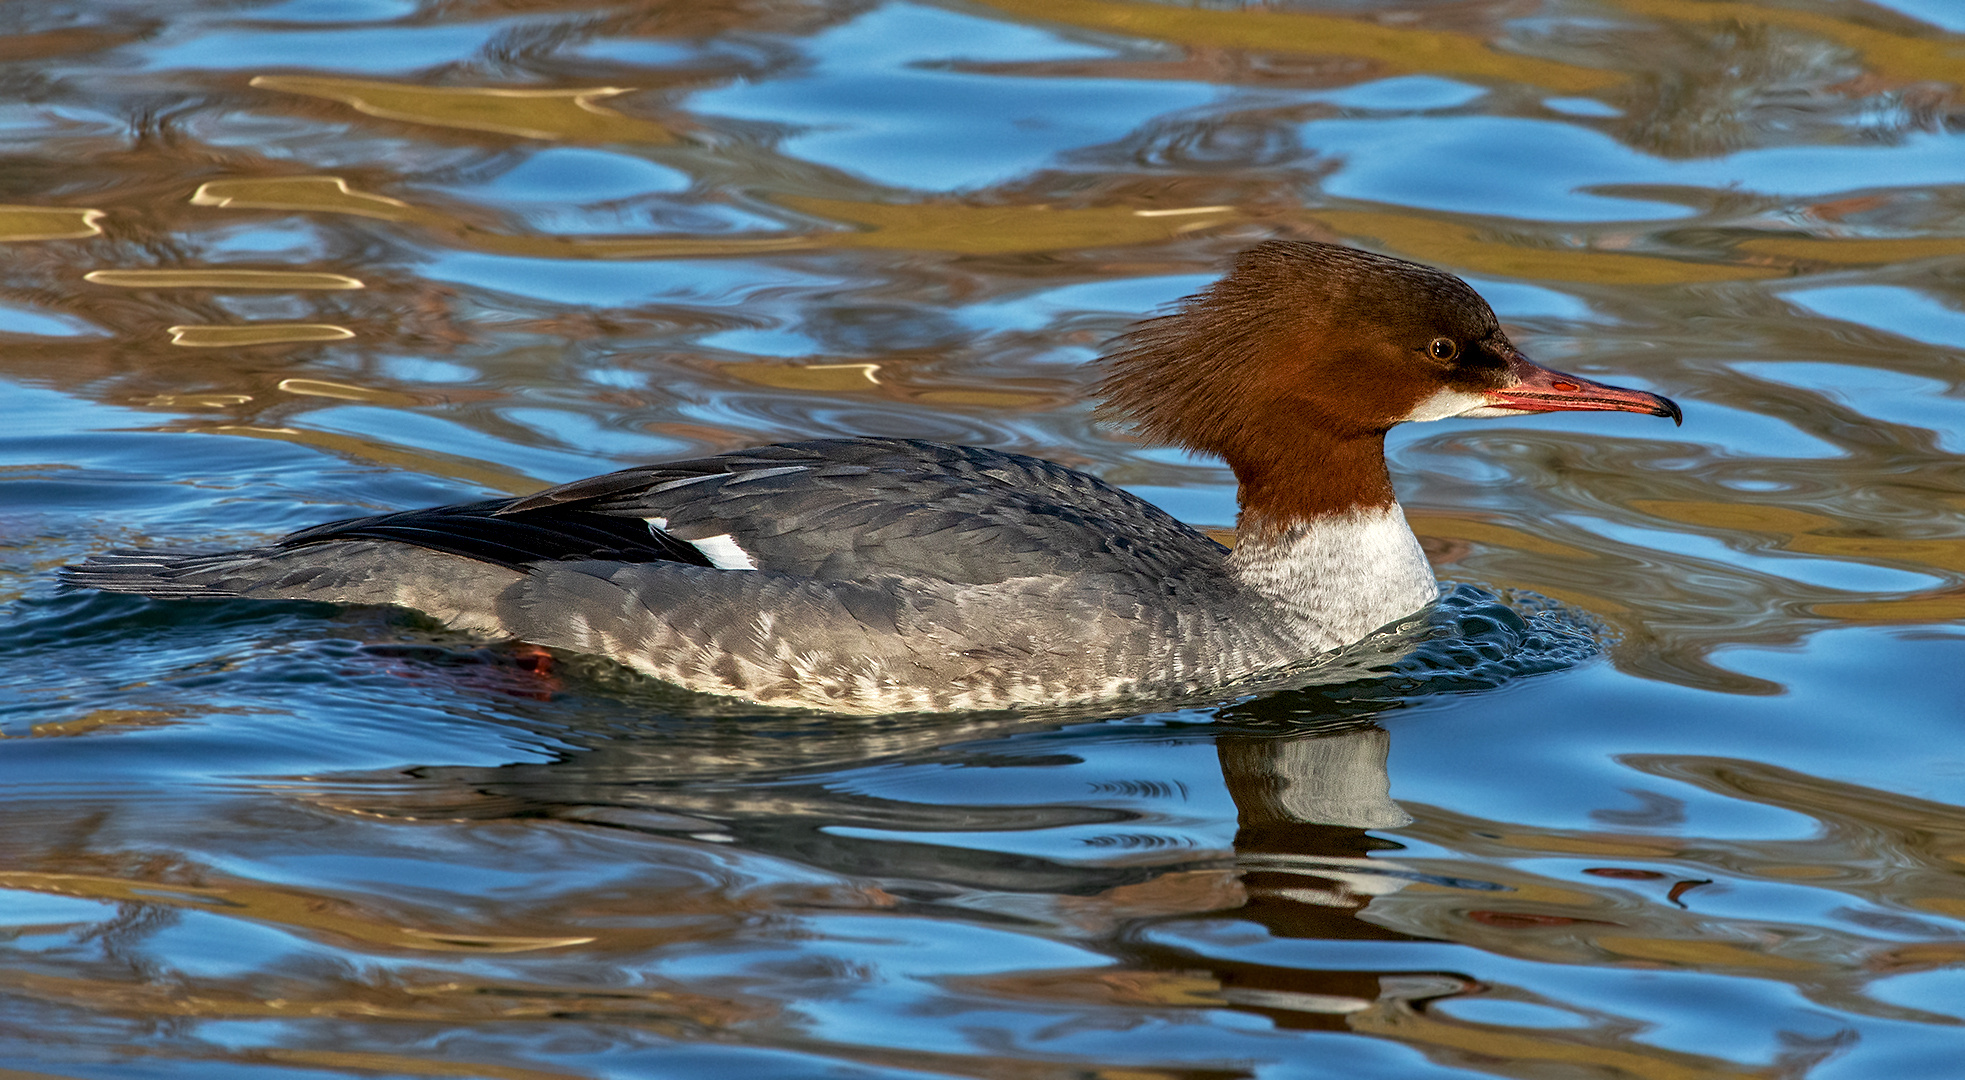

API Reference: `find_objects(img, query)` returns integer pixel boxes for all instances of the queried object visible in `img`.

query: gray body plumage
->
[65,439,1438,713]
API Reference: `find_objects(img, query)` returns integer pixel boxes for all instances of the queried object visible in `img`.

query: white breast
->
[1229,504,1439,651]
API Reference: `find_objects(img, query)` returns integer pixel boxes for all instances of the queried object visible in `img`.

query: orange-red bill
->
[1485,354,1682,425]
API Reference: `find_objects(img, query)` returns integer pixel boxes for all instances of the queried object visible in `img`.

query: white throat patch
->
[1402,387,1491,422]
[1404,386,1530,421]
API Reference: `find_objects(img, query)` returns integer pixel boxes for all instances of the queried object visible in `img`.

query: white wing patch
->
[643,516,670,532]
[691,533,758,571]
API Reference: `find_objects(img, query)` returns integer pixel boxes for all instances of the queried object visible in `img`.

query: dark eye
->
[1429,337,1458,361]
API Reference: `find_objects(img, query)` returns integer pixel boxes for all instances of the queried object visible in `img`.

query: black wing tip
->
[283,504,715,570]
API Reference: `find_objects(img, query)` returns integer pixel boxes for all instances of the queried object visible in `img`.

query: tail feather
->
[61,542,526,634]
[59,548,277,598]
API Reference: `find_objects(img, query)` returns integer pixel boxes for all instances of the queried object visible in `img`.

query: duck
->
[64,241,1679,713]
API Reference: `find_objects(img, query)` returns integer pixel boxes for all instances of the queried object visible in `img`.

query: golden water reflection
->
[251,76,680,144]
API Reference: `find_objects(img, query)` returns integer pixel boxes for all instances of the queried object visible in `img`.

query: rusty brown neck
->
[1224,426,1397,539]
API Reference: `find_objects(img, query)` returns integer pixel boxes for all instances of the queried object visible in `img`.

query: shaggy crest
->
[1094,240,1498,452]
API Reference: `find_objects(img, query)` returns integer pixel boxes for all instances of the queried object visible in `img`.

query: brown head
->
[1095,241,1679,533]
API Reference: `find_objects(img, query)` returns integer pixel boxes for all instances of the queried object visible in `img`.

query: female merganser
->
[65,242,1679,713]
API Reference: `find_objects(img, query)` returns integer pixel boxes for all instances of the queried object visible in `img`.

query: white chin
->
[1401,389,1519,422]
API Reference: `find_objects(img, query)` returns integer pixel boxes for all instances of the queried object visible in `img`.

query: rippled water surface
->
[7,0,1965,1075]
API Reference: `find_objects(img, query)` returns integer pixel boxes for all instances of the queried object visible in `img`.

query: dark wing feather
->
[493,439,1231,586]
[279,498,712,571]
[497,445,835,515]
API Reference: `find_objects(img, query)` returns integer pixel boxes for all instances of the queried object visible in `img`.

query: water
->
[4,0,1965,1075]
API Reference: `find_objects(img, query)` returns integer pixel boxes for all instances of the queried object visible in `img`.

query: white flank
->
[691,533,758,570]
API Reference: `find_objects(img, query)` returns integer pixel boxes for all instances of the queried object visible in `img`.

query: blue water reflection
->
[1310,115,1965,219]
[1785,286,1965,351]
[454,148,692,203]
[251,0,419,23]
[1871,0,1965,31]
[1459,276,1598,320]
[203,222,336,258]
[944,275,1214,345]
[1307,116,1702,220]
[688,4,1213,191]
[1574,512,1948,593]
[1736,359,1965,452]
[419,253,833,308]
[1543,97,1623,118]
[0,301,104,338]
[1314,76,1487,112]
[1872,968,1965,1020]
[142,20,515,72]
[302,405,626,479]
